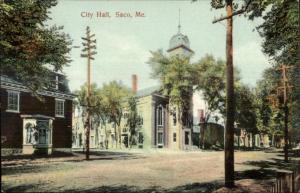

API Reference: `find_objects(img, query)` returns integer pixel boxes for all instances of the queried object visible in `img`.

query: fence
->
[267,168,300,193]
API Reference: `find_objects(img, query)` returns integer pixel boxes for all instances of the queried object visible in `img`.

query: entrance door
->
[157,131,163,147]
[185,131,189,145]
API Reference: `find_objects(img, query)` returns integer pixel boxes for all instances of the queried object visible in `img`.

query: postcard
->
[1,0,299,192]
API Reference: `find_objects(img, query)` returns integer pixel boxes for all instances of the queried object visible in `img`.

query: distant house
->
[1,73,75,155]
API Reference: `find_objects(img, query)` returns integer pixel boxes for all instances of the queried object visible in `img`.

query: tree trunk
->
[224,0,235,188]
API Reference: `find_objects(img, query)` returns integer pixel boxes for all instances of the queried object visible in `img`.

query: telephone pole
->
[212,0,253,188]
[277,64,292,163]
[81,26,97,160]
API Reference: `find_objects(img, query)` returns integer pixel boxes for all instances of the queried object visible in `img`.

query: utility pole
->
[277,64,292,163]
[212,0,253,188]
[81,26,97,160]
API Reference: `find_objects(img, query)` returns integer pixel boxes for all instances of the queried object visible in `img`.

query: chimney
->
[132,74,138,93]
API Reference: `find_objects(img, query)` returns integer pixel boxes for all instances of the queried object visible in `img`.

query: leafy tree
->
[235,84,257,147]
[194,55,226,148]
[194,55,244,148]
[148,50,194,130]
[0,0,72,92]
[101,81,132,148]
[207,0,299,186]
[126,96,142,148]
[74,83,103,149]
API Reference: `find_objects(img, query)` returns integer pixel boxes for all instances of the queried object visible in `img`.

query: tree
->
[101,81,132,148]
[0,0,72,92]
[126,96,142,148]
[254,0,299,65]
[75,83,102,154]
[194,55,226,148]
[148,50,194,148]
[207,0,299,185]
[235,84,257,147]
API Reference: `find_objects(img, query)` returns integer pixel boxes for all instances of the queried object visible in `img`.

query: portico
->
[21,114,54,155]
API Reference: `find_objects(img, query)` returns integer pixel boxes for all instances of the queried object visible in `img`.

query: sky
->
[48,0,271,92]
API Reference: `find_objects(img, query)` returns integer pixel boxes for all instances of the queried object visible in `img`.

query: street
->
[1,150,285,193]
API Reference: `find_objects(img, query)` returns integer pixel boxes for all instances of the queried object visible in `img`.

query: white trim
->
[6,90,20,113]
[55,98,65,102]
[6,109,20,113]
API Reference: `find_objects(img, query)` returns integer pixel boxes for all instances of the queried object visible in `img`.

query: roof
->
[136,85,161,98]
[169,32,191,51]
[0,75,75,100]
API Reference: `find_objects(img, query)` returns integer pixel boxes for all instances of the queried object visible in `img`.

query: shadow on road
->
[1,151,145,176]
[4,181,223,193]
[1,151,75,161]
[235,153,300,181]
[70,151,146,162]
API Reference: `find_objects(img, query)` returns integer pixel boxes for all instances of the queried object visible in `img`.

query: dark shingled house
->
[1,73,75,155]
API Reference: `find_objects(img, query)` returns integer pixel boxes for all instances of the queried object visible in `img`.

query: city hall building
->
[1,73,75,155]
[72,24,210,150]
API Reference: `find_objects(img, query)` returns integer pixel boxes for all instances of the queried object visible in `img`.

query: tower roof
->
[168,32,191,51]
[167,9,194,54]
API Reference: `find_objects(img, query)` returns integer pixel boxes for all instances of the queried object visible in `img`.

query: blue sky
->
[48,0,271,92]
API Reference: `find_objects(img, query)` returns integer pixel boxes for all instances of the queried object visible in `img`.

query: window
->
[39,127,47,144]
[50,75,59,90]
[157,132,163,145]
[173,109,177,126]
[157,106,163,126]
[173,133,177,142]
[7,90,19,112]
[37,121,49,144]
[185,131,189,145]
[55,99,64,117]
[79,134,82,146]
[138,110,143,126]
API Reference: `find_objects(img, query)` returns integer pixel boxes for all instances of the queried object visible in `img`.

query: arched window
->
[157,106,163,126]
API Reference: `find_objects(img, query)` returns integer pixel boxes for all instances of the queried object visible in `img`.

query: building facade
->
[1,74,75,155]
[72,24,196,150]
